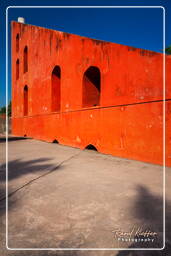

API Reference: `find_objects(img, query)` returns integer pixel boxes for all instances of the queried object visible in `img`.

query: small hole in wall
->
[16,59,19,80]
[24,46,28,73]
[24,134,27,137]
[82,66,101,107]
[85,144,98,151]
[51,66,61,112]
[52,139,59,144]
[24,85,28,116]
[16,34,19,52]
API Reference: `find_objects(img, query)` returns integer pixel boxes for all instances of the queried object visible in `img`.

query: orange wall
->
[11,21,171,166]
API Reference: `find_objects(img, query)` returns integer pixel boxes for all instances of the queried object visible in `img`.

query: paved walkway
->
[0,137,171,255]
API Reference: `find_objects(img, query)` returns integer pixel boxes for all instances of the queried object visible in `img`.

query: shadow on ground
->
[0,157,62,217]
[1,158,59,181]
[0,150,170,255]
[116,185,171,255]
[0,136,29,143]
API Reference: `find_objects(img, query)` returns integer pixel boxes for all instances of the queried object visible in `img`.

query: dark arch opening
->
[24,85,28,116]
[52,139,59,144]
[24,134,27,137]
[16,59,19,80]
[85,144,98,151]
[24,46,28,73]
[16,34,19,52]
[82,66,101,107]
[51,66,61,112]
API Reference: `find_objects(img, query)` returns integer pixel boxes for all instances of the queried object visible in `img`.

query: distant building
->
[11,21,171,166]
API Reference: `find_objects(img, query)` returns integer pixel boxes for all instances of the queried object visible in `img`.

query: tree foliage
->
[0,101,11,116]
[166,45,171,55]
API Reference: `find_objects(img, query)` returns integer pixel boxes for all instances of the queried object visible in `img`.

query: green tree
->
[0,106,6,114]
[0,101,12,116]
[166,45,171,55]
[8,101,11,116]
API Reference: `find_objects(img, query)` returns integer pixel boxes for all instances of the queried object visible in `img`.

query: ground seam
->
[0,151,81,202]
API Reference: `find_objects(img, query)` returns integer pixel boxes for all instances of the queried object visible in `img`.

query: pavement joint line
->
[0,151,82,202]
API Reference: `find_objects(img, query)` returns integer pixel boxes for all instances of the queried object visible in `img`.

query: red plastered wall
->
[11,21,171,166]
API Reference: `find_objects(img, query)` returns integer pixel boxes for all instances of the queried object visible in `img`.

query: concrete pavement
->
[0,137,171,255]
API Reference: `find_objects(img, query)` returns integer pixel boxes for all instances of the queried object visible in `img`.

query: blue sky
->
[0,0,171,108]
